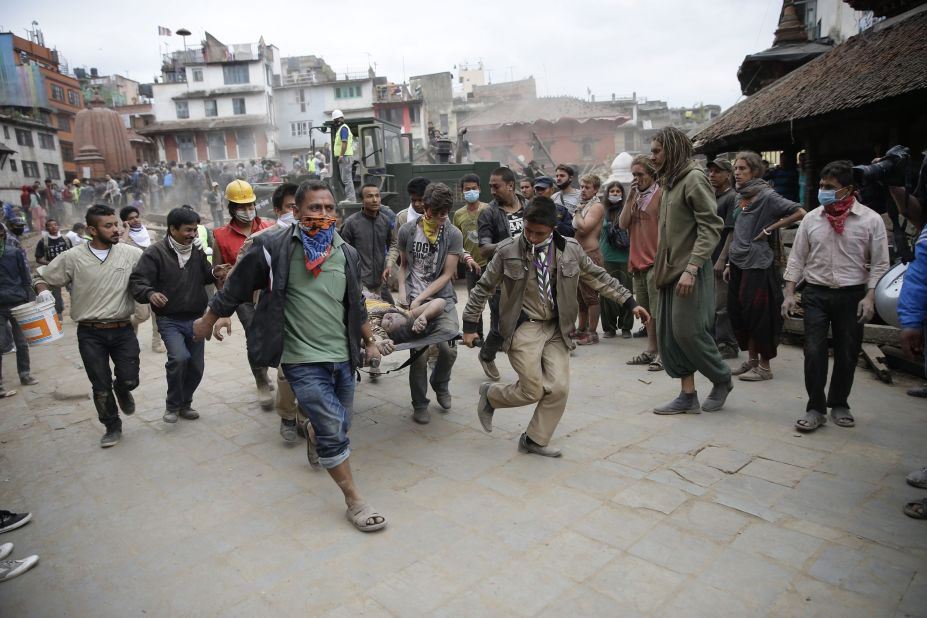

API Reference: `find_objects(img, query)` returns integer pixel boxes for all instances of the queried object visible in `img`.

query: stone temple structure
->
[73,95,134,178]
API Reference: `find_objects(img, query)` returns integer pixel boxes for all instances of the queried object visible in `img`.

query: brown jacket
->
[462,233,637,351]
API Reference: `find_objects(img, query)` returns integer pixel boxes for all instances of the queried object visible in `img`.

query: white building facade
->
[273,74,375,160]
[140,35,281,164]
[0,113,64,206]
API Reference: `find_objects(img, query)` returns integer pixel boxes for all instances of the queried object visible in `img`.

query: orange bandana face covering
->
[299,215,338,236]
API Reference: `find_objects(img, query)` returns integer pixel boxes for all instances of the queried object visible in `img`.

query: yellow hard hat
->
[225,179,256,204]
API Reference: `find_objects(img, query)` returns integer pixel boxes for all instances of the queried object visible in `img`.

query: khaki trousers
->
[275,367,306,423]
[487,320,570,446]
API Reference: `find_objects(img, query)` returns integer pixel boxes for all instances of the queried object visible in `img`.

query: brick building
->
[8,29,84,181]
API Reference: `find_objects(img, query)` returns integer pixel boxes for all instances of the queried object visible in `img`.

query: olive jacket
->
[462,232,637,352]
[653,162,723,287]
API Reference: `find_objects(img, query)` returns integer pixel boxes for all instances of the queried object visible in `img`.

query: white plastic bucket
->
[11,299,63,345]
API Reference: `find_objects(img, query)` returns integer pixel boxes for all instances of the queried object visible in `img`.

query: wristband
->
[762,228,772,236]
[684,268,698,277]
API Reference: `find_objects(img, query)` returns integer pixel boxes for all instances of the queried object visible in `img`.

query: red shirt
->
[213,218,272,266]
[628,187,662,273]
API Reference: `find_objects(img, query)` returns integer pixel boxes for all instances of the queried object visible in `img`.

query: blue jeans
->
[156,317,205,412]
[282,361,354,469]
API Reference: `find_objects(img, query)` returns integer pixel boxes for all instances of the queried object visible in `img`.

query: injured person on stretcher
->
[367,296,447,356]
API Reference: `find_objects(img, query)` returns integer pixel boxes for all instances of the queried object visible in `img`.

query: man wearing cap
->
[213,179,275,408]
[462,197,649,456]
[332,110,356,203]
[707,157,739,358]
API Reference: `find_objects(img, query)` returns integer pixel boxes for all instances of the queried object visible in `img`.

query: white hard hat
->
[332,109,344,120]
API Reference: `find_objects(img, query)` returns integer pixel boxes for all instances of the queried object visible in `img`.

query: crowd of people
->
[1,126,925,546]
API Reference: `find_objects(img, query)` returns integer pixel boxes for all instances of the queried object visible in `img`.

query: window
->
[51,84,65,101]
[61,142,74,162]
[290,121,311,137]
[22,161,40,178]
[43,163,60,180]
[297,88,307,113]
[177,134,196,162]
[9,159,16,172]
[58,115,71,132]
[15,129,33,147]
[204,100,218,117]
[67,90,80,106]
[38,133,55,150]
[207,132,227,160]
[175,101,189,119]
[2,126,8,139]
[192,69,204,82]
[334,85,361,99]
[223,64,249,85]
[232,98,246,115]
[236,129,255,159]
[408,106,418,123]
[581,141,594,159]
[439,113,449,134]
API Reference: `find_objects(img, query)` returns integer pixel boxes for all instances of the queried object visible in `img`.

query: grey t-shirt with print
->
[398,221,464,309]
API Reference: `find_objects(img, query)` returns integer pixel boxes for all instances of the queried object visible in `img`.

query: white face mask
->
[277,211,295,226]
[235,208,256,223]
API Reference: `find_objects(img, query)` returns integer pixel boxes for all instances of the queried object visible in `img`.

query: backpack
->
[604,207,630,250]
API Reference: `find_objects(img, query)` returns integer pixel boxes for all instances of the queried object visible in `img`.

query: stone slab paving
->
[1,282,926,616]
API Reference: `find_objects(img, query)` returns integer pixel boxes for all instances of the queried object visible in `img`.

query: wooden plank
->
[861,343,892,384]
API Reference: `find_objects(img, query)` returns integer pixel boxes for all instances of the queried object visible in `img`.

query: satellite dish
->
[176,28,192,36]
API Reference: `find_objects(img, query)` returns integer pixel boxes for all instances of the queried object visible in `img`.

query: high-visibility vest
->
[307,158,317,174]
[333,123,354,157]
[198,225,213,264]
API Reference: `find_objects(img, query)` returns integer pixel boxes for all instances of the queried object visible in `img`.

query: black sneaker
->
[178,407,200,420]
[114,390,135,415]
[0,510,32,534]
[100,428,121,448]
[632,326,648,338]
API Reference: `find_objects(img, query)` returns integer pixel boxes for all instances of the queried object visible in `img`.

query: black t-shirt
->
[36,236,71,263]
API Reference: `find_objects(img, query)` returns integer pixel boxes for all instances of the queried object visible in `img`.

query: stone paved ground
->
[1,282,926,616]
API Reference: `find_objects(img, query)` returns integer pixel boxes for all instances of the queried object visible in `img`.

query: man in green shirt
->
[194,180,386,533]
[453,173,488,342]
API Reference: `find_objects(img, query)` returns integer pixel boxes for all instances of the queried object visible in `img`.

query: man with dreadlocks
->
[193,179,387,533]
[649,127,733,415]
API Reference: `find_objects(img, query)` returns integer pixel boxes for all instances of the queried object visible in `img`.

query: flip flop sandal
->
[795,411,826,432]
[648,360,664,372]
[903,498,927,520]
[627,352,656,366]
[346,503,387,532]
[0,389,17,398]
[906,467,927,489]
[830,409,855,428]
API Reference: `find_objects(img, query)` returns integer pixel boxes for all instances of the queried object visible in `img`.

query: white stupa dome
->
[607,152,634,184]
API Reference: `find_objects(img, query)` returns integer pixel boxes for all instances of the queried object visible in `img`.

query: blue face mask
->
[463,189,480,203]
[818,189,837,206]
